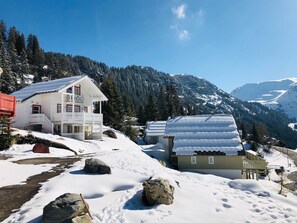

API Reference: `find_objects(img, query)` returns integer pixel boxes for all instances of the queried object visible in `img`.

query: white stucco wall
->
[12,102,30,129]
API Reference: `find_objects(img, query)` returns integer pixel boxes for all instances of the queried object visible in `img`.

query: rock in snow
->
[42,193,91,223]
[142,178,174,206]
[83,158,111,174]
[103,130,117,139]
[32,143,50,153]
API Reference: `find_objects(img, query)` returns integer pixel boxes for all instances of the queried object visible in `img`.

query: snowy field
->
[1,129,297,223]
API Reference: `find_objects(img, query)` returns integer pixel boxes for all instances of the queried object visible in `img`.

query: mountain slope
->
[231,78,297,120]
[1,20,297,148]
[9,51,297,148]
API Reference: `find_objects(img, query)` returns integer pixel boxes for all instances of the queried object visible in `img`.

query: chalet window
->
[66,125,72,133]
[66,87,72,93]
[32,105,41,114]
[74,126,80,133]
[57,104,61,113]
[66,104,72,112]
[74,105,80,112]
[191,156,197,165]
[208,156,215,165]
[84,107,88,113]
[74,85,81,95]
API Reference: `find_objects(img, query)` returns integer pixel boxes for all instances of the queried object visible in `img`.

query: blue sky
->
[1,0,297,92]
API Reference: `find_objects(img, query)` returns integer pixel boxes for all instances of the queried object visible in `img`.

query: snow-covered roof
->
[11,76,83,102]
[145,121,167,137]
[165,114,243,155]
[11,75,108,102]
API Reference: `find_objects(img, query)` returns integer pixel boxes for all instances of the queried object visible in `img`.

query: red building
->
[0,93,16,117]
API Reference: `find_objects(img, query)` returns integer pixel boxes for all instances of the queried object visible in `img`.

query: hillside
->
[1,21,297,148]
[1,130,297,222]
[231,78,297,120]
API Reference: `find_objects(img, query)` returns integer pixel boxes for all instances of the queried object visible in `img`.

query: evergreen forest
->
[1,20,297,148]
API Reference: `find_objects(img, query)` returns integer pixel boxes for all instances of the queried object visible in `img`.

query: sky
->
[1,0,297,92]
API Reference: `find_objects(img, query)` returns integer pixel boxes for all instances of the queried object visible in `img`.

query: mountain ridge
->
[231,77,297,120]
[1,21,297,148]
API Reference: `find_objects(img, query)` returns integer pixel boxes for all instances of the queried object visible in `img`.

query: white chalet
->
[165,114,245,179]
[11,75,108,140]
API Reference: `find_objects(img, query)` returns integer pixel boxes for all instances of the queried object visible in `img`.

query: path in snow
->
[0,157,80,221]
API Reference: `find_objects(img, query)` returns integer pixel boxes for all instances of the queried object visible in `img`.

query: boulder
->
[83,158,111,174]
[33,143,50,153]
[103,130,117,139]
[71,214,92,223]
[142,178,174,206]
[42,193,91,223]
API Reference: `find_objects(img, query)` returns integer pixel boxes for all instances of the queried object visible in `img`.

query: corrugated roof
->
[165,114,243,155]
[11,76,84,102]
[145,121,167,137]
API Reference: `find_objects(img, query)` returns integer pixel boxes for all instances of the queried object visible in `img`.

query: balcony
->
[30,112,102,125]
[59,112,102,124]
[243,158,267,170]
[64,94,84,103]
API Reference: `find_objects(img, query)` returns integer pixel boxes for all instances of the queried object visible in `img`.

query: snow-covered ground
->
[288,123,297,131]
[1,130,297,223]
[263,147,297,182]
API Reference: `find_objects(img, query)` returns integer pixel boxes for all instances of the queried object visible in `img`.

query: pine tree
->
[99,78,124,130]
[0,20,7,45]
[257,122,268,143]
[252,123,259,143]
[0,114,13,150]
[240,122,247,140]
[137,105,146,125]
[27,34,44,67]
[122,94,135,117]
[157,87,169,120]
[8,27,18,52]
[165,84,181,118]
[145,93,158,122]
[15,33,26,55]
[0,39,15,93]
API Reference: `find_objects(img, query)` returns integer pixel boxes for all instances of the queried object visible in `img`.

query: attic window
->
[66,87,72,93]
[191,156,196,165]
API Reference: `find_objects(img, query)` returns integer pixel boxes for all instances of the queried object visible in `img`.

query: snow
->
[231,77,297,119]
[144,121,167,137]
[165,114,243,155]
[263,148,297,182]
[228,179,270,197]
[0,156,56,187]
[1,130,297,223]
[11,75,83,102]
[288,123,297,131]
